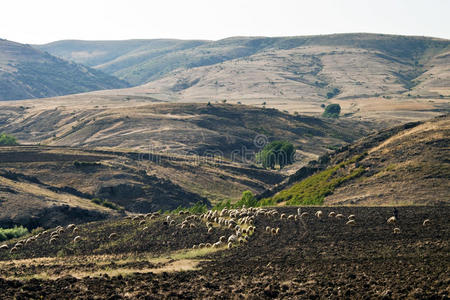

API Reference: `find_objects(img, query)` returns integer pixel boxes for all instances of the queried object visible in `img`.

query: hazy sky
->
[1,0,449,44]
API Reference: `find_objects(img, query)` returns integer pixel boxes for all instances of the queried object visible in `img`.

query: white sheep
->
[346,220,356,226]
[348,214,356,220]
[73,236,82,243]
[228,234,238,243]
[393,228,401,234]
[387,216,396,224]
[227,242,233,249]
[280,213,287,220]
[315,210,323,219]
[328,212,336,218]
[423,219,431,226]
[300,212,309,218]
[109,233,118,239]
[208,227,213,234]
[335,214,345,219]
[0,244,8,250]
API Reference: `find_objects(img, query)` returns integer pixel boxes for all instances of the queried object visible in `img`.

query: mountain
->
[37,33,450,98]
[259,114,450,206]
[0,39,129,101]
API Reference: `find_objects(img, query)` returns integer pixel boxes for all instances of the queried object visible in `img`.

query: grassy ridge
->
[260,155,366,206]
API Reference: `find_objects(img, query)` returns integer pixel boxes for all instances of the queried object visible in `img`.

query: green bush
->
[322,104,341,118]
[91,198,123,211]
[0,226,29,242]
[234,190,258,208]
[74,161,100,168]
[0,133,18,146]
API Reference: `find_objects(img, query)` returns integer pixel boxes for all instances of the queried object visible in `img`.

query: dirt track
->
[0,206,449,299]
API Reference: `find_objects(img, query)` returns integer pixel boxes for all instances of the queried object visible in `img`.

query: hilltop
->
[260,114,450,206]
[0,39,129,101]
[36,33,450,124]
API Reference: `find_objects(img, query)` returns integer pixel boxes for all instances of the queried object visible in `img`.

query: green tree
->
[322,104,341,118]
[0,133,18,146]
[256,140,295,169]
[235,190,258,208]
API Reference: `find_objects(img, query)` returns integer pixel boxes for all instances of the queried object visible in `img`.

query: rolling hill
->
[0,102,375,170]
[37,33,450,98]
[0,39,129,101]
[36,34,450,124]
[259,114,450,206]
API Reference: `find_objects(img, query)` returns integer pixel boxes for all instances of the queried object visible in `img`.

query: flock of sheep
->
[0,207,433,255]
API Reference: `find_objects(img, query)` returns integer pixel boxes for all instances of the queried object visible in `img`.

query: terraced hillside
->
[0,39,129,101]
[260,114,450,206]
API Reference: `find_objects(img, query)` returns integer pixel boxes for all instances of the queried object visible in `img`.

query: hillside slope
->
[0,39,129,101]
[0,102,374,169]
[260,114,450,205]
[37,33,450,98]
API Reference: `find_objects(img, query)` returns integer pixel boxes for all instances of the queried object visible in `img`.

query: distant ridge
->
[0,39,129,101]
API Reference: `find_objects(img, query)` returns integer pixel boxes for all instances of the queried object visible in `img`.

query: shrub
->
[326,88,340,99]
[322,104,341,118]
[0,133,18,146]
[0,226,29,242]
[91,198,123,211]
[234,190,258,208]
[74,161,100,168]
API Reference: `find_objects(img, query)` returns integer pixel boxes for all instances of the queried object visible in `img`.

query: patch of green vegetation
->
[326,144,342,151]
[233,190,258,208]
[322,104,341,118]
[91,198,124,211]
[171,201,209,214]
[0,133,18,146]
[256,140,295,169]
[0,226,29,242]
[326,88,341,99]
[260,154,365,206]
[73,161,101,168]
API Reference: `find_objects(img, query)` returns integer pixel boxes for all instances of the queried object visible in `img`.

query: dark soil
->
[0,206,449,299]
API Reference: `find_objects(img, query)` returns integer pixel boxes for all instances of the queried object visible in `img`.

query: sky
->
[1,0,449,44]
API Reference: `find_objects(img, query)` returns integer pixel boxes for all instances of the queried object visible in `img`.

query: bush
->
[91,198,123,211]
[326,88,340,99]
[0,226,29,242]
[256,141,295,169]
[322,104,341,118]
[0,133,18,146]
[74,161,101,168]
[234,190,258,208]
[171,201,209,214]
